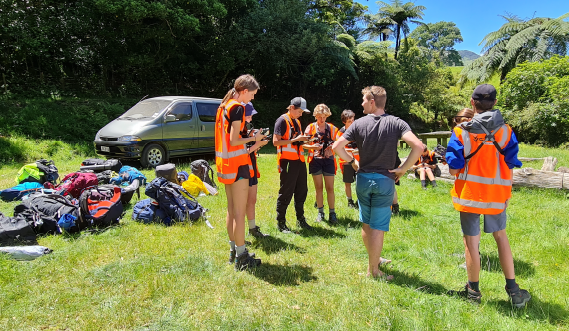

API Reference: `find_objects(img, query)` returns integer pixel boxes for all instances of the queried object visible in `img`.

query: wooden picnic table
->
[400,131,452,148]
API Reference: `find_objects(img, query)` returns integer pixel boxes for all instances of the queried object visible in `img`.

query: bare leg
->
[425,168,435,181]
[345,182,352,199]
[393,190,398,204]
[464,234,481,282]
[226,179,249,247]
[493,229,515,279]
[313,174,324,208]
[419,168,426,180]
[324,175,335,209]
[225,185,235,242]
[362,224,390,278]
[246,184,257,222]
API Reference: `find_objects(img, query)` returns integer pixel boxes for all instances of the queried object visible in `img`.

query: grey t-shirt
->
[342,114,411,179]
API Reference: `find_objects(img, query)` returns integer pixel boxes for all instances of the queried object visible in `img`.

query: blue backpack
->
[110,166,147,204]
[0,182,44,202]
[132,198,170,225]
[145,177,204,223]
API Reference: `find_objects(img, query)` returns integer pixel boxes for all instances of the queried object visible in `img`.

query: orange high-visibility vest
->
[415,150,436,165]
[305,122,338,173]
[450,123,513,214]
[336,128,360,173]
[215,100,253,184]
[276,113,305,172]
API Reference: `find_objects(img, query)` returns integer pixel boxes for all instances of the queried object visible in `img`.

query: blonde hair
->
[454,108,474,125]
[221,74,260,106]
[362,86,387,109]
[313,104,331,117]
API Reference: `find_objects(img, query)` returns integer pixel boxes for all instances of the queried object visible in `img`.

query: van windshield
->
[119,100,171,120]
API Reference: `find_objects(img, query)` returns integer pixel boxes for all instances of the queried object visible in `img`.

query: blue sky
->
[356,0,569,54]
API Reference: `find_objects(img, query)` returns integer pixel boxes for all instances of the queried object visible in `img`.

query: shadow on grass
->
[480,253,536,277]
[394,209,421,220]
[250,263,317,286]
[336,216,361,229]
[249,236,306,255]
[297,225,346,239]
[0,136,25,163]
[486,293,568,326]
[384,268,448,295]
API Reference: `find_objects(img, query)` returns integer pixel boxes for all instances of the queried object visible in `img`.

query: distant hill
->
[458,50,481,65]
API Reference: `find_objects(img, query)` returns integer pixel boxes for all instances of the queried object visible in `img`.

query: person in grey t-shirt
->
[333,86,423,279]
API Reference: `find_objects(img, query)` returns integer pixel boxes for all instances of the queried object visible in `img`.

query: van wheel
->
[141,144,166,168]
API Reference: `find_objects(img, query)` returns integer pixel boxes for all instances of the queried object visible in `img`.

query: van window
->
[119,100,171,119]
[196,103,219,122]
[168,102,193,121]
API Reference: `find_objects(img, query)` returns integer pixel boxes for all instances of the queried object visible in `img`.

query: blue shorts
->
[355,172,395,231]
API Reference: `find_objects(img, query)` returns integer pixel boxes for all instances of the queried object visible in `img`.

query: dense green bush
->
[499,56,569,145]
[0,98,135,142]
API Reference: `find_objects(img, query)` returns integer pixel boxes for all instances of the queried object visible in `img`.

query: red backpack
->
[79,185,123,228]
[57,172,98,199]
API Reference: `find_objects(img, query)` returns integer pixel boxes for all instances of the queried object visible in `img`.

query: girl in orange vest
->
[303,104,339,224]
[215,74,266,271]
[411,144,440,189]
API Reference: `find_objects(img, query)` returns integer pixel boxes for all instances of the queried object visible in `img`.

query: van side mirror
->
[164,114,176,123]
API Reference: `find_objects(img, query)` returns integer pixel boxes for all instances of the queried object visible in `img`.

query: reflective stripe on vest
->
[451,124,513,214]
[215,100,253,184]
[277,113,305,172]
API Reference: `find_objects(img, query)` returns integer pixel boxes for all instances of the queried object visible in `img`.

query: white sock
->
[236,245,246,256]
[248,219,256,229]
[229,241,235,251]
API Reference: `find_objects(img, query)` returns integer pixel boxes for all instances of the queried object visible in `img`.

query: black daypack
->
[79,185,123,228]
[13,194,81,234]
[190,160,217,188]
[0,212,37,244]
[35,159,59,183]
[145,177,205,223]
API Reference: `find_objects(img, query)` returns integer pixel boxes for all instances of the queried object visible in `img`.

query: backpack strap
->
[464,125,506,160]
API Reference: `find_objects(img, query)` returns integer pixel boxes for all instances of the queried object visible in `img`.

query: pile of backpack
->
[132,163,208,226]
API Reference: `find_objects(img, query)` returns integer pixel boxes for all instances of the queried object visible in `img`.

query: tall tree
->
[368,0,426,59]
[408,21,464,66]
[309,0,367,37]
[460,12,569,83]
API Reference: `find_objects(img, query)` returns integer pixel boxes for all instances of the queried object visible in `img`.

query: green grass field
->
[0,139,568,330]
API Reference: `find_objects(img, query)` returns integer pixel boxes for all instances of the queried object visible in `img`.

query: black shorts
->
[342,163,356,183]
[414,165,441,179]
[249,175,258,187]
[234,164,252,183]
[309,158,335,176]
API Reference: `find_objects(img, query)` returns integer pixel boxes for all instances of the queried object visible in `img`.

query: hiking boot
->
[505,285,531,308]
[278,221,292,234]
[297,217,313,230]
[249,226,268,238]
[448,284,482,304]
[316,212,326,223]
[234,249,261,271]
[328,212,338,225]
[229,250,255,264]
[432,181,438,188]
[391,203,400,215]
[347,199,358,209]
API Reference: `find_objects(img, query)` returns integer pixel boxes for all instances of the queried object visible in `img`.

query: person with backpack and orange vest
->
[445,84,530,308]
[215,74,266,271]
[411,144,440,190]
[272,97,311,233]
[304,104,339,224]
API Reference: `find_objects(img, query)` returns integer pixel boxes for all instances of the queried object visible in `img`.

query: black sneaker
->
[229,250,255,264]
[329,212,338,225]
[347,199,358,209]
[316,212,326,222]
[297,217,313,230]
[391,203,400,215]
[448,284,482,304]
[278,221,292,234]
[249,226,268,238]
[505,285,531,308]
[234,249,261,271]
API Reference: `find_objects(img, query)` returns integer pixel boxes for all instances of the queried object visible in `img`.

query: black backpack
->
[35,159,59,183]
[0,212,37,244]
[191,160,217,188]
[13,194,81,234]
[79,185,123,228]
[145,177,205,223]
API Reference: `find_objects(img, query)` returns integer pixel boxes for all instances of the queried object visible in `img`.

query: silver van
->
[94,96,221,167]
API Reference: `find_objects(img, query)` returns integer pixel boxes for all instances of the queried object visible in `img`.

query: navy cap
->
[290,97,310,112]
[245,102,258,116]
[472,84,497,101]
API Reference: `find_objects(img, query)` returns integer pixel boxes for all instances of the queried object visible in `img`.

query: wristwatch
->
[348,158,355,165]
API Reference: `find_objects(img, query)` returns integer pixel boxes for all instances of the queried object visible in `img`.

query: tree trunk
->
[395,25,401,59]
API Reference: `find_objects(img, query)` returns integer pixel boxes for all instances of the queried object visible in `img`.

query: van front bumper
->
[94,141,146,159]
